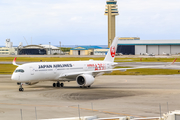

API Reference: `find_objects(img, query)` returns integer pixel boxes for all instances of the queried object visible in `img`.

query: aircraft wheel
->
[88,86,91,88]
[19,88,24,91]
[57,83,60,87]
[53,83,56,87]
[60,83,64,87]
[80,86,82,88]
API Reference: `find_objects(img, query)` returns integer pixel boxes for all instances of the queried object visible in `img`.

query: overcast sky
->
[0,0,180,46]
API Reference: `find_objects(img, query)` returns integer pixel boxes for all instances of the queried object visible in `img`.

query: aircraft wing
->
[59,68,133,78]
[59,58,177,78]
[59,65,165,78]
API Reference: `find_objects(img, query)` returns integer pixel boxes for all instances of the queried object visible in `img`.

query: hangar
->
[18,45,47,55]
[18,45,61,55]
[70,46,102,55]
[117,40,180,55]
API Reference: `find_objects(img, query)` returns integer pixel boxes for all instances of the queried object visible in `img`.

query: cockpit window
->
[15,69,24,73]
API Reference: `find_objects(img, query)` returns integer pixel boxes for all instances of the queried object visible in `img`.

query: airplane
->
[163,52,170,56]
[11,37,177,92]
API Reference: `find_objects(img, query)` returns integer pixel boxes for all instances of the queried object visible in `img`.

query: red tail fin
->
[171,58,177,65]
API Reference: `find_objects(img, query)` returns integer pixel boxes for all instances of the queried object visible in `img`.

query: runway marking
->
[0,103,63,108]
[68,106,145,118]
[0,103,145,118]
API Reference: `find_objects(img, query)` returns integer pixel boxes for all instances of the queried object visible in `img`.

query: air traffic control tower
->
[105,0,119,48]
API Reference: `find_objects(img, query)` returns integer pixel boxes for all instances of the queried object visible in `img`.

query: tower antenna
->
[23,36,28,45]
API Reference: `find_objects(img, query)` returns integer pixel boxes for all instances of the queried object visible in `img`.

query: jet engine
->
[76,74,95,87]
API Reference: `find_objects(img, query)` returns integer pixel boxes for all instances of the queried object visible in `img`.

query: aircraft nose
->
[11,74,18,81]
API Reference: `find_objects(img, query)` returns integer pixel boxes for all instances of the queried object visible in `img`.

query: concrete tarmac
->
[0,75,180,120]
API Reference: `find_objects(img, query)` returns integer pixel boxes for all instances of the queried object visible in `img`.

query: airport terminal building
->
[117,40,180,55]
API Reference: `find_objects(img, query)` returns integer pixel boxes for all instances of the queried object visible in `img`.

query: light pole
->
[59,41,61,55]
[49,42,51,55]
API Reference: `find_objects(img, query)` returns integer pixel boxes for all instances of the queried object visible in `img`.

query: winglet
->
[171,58,177,65]
[12,57,19,66]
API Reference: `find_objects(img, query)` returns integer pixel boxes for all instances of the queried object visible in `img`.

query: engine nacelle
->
[76,74,95,86]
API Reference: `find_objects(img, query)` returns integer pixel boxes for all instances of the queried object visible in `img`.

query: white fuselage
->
[11,60,114,83]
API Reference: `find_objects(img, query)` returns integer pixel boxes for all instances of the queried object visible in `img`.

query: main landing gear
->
[80,85,91,88]
[53,82,64,88]
[19,83,24,92]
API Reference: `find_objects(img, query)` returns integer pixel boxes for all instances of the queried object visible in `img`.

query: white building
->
[40,45,62,55]
[94,49,109,55]
[117,40,180,55]
[0,39,17,55]
[0,47,17,55]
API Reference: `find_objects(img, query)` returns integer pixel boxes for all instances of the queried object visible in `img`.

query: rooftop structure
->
[117,39,180,55]
[5,39,13,48]
[119,37,140,40]
[70,46,102,55]
[118,40,180,45]
[70,46,101,50]
[18,45,61,55]
[0,39,17,55]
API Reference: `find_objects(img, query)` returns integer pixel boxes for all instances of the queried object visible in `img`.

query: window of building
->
[106,9,117,11]
[107,2,116,4]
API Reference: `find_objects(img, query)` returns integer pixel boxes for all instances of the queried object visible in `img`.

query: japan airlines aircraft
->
[11,37,177,92]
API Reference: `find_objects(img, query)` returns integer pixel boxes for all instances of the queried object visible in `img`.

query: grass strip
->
[0,57,179,62]
[105,68,180,75]
[0,57,104,62]
[0,64,17,74]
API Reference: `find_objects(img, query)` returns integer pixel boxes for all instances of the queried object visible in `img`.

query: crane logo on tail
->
[110,46,116,57]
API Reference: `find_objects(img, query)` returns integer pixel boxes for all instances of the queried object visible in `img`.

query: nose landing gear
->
[19,83,24,92]
[19,88,24,91]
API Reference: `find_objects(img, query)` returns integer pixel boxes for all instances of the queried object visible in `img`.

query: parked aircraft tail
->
[104,37,119,62]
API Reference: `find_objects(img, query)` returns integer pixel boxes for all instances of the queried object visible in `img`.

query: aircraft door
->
[54,68,57,74]
[106,63,110,69]
[18,73,21,81]
[30,67,35,75]
[84,64,88,71]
